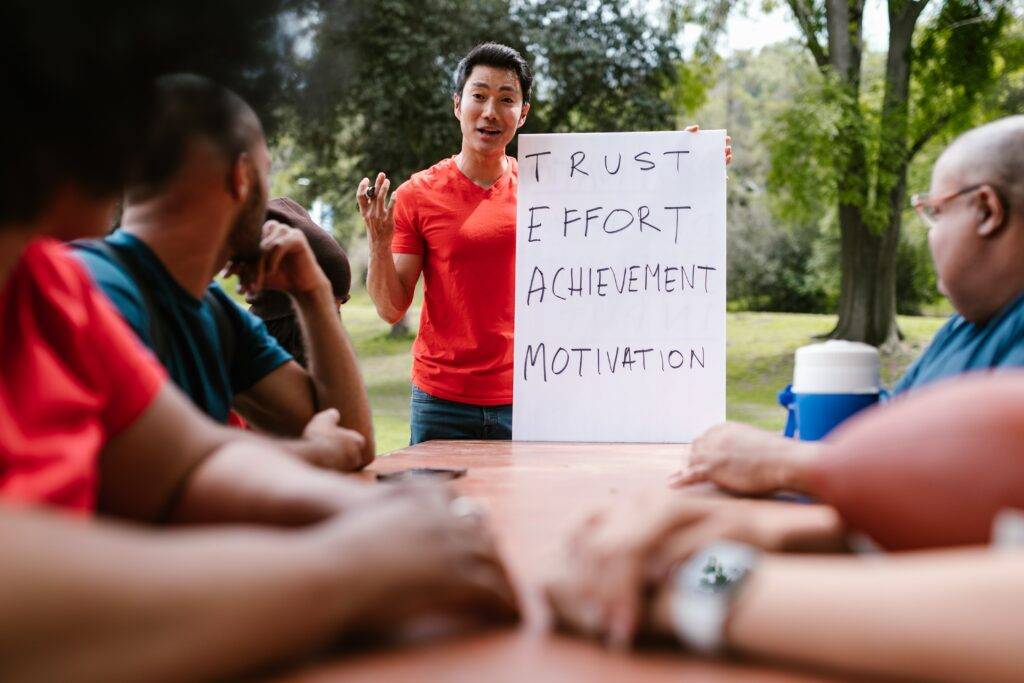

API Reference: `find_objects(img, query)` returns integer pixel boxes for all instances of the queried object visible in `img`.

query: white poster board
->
[512,131,726,443]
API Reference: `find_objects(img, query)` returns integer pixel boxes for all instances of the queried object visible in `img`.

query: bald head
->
[927,117,1024,324]
[936,116,1024,219]
[125,74,264,203]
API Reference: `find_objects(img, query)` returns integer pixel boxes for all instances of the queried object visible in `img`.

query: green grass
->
[340,290,947,454]
[344,290,421,453]
[222,276,945,453]
[724,312,944,430]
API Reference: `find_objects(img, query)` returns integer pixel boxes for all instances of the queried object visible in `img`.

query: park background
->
[222,0,1022,453]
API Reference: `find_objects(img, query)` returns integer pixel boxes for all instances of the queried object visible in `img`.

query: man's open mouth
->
[478,127,501,138]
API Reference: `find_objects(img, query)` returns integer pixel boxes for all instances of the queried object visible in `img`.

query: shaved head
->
[936,116,1024,218]
[125,74,264,203]
[120,74,272,267]
[927,116,1024,323]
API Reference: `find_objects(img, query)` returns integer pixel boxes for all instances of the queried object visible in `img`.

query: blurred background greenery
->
[341,292,945,453]
[233,0,1022,451]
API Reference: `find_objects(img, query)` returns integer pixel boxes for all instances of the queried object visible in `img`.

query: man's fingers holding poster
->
[684,123,732,168]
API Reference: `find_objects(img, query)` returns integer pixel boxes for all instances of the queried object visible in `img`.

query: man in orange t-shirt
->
[359,43,530,443]
[358,43,732,445]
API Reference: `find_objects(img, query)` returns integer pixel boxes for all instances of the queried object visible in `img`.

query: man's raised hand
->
[357,172,397,253]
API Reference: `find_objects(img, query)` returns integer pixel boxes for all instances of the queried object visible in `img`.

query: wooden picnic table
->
[277,440,853,683]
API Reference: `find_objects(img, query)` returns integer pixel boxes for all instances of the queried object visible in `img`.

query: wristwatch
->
[668,541,760,655]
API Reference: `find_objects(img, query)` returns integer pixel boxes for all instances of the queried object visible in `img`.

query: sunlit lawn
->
[342,290,420,454]
[724,311,944,430]
[341,289,947,455]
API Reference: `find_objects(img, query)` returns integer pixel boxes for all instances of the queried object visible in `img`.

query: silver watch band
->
[668,541,760,655]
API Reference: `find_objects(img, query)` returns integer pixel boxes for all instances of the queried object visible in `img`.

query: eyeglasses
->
[910,184,984,228]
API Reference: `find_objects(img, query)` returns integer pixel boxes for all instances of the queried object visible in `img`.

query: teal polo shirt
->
[894,292,1024,394]
[74,231,292,423]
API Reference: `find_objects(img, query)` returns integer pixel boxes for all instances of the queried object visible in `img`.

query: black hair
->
[263,316,309,368]
[0,0,289,225]
[453,42,533,104]
[125,74,261,202]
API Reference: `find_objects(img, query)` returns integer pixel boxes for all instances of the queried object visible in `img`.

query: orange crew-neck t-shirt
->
[391,156,517,405]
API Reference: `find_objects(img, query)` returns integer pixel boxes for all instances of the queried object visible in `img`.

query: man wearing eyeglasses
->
[670,115,1024,497]
[904,177,1022,390]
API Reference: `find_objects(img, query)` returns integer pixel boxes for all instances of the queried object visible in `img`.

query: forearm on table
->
[0,509,344,683]
[366,246,412,323]
[766,439,827,495]
[292,284,375,462]
[276,433,357,466]
[167,441,368,526]
[201,420,362,476]
[726,550,1024,683]
[758,503,848,553]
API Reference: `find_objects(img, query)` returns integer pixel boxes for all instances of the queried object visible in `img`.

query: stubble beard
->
[227,169,266,263]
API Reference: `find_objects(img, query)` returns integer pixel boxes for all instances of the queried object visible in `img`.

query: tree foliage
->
[298,0,520,188]
[517,0,679,133]
[685,6,1023,318]
[279,0,680,245]
[677,0,1022,343]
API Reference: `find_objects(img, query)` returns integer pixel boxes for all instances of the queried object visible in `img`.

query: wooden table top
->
[278,440,852,683]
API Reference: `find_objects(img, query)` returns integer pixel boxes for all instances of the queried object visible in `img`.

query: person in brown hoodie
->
[248,197,352,369]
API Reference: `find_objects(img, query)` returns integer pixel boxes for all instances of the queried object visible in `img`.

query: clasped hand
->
[301,408,367,472]
[228,220,330,298]
[313,483,519,634]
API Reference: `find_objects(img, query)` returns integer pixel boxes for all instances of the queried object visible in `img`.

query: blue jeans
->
[409,385,513,445]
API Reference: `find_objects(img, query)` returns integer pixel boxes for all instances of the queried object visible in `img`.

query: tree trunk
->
[830,210,901,346]
[389,312,411,338]
[827,0,924,347]
[823,0,897,344]
[786,0,928,346]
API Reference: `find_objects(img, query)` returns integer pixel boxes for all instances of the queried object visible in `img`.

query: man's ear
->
[518,102,531,129]
[453,93,462,121]
[228,153,251,202]
[977,184,1006,237]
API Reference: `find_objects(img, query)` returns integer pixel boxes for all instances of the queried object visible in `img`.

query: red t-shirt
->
[0,238,166,512]
[392,156,517,405]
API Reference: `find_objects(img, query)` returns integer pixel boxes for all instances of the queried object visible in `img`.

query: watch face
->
[687,542,758,595]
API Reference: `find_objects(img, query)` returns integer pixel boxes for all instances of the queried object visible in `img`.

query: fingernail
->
[667,469,689,484]
[579,600,602,634]
[606,616,633,651]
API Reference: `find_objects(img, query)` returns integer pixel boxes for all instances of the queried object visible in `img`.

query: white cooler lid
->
[792,340,880,394]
